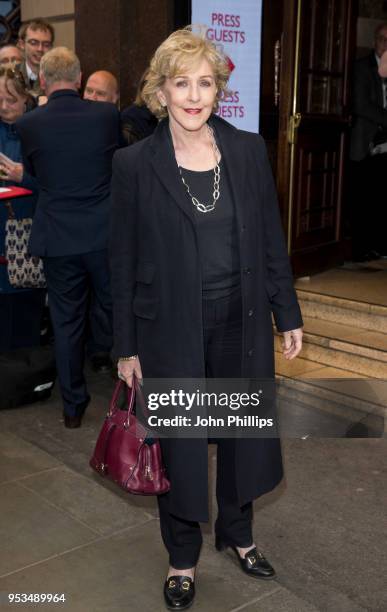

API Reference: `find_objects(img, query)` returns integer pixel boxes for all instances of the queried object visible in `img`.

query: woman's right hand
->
[117,357,143,388]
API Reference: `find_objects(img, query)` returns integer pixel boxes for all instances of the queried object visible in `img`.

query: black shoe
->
[63,396,89,429]
[63,413,83,428]
[163,576,195,611]
[215,535,276,580]
[90,353,112,374]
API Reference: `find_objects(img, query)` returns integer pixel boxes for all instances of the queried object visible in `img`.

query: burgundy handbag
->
[90,378,170,495]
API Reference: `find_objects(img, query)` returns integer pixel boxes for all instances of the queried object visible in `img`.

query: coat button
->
[248,309,254,317]
[247,349,254,357]
[243,267,251,274]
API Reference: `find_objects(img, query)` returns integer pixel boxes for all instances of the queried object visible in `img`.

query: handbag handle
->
[108,376,148,431]
[108,379,135,419]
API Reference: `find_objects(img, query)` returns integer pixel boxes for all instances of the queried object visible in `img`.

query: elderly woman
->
[110,28,303,610]
[0,66,44,351]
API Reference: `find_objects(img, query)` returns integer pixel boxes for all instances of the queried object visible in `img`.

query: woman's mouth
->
[184,109,202,114]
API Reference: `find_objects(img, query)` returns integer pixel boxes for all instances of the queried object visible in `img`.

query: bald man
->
[0,44,23,66]
[83,70,119,104]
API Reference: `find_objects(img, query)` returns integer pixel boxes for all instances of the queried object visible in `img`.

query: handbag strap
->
[108,379,136,419]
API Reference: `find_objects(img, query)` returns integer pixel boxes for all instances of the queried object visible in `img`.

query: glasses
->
[25,39,52,50]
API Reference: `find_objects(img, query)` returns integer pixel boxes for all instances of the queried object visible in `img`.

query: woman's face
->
[158,58,217,133]
[0,77,26,124]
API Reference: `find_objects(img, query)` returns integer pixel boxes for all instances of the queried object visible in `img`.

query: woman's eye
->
[200,80,212,87]
[175,80,187,87]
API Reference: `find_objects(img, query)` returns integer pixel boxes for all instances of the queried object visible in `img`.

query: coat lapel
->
[149,115,248,229]
[149,119,196,226]
[209,116,247,231]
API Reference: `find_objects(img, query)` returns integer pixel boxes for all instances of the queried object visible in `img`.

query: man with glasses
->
[17,19,54,95]
[349,23,387,261]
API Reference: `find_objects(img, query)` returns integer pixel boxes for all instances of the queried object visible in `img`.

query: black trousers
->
[350,155,387,257]
[0,289,46,352]
[43,250,113,416]
[157,289,253,569]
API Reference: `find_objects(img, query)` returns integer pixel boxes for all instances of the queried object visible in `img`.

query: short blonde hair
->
[142,27,230,119]
[40,47,80,88]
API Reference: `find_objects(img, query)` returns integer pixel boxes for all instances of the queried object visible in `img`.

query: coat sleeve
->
[256,136,303,333]
[109,149,138,360]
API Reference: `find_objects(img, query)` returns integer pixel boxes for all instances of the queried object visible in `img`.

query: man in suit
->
[350,23,387,261]
[81,69,120,375]
[17,19,54,97]
[16,47,121,428]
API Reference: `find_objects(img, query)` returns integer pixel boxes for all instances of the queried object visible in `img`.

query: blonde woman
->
[110,28,303,610]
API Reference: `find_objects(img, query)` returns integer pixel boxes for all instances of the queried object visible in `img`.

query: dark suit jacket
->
[16,90,121,256]
[350,52,387,161]
[109,115,303,521]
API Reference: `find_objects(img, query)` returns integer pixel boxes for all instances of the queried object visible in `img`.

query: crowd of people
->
[0,19,158,420]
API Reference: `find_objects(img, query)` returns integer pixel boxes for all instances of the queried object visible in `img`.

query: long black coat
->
[109,115,303,522]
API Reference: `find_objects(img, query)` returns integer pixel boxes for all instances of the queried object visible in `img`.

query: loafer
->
[163,575,195,610]
[215,535,276,579]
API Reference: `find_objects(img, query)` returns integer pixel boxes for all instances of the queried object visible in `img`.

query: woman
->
[0,65,44,351]
[110,28,303,610]
[121,69,158,146]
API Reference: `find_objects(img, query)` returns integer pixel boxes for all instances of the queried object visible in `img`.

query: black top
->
[180,159,240,298]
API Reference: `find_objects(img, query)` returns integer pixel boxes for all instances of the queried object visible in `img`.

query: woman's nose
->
[188,84,200,102]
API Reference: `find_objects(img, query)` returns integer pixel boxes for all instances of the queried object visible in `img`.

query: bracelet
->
[118,355,138,361]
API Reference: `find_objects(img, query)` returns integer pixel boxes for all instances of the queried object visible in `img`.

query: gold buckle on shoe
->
[181,581,190,591]
[247,555,256,565]
[168,579,176,588]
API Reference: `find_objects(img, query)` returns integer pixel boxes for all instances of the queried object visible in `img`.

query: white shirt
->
[26,62,38,82]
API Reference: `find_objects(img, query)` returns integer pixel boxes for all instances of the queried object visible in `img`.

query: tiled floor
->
[0,369,386,612]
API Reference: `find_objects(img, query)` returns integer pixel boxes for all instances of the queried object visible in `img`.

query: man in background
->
[18,18,54,95]
[82,69,120,374]
[16,47,121,428]
[0,44,23,66]
[350,23,387,261]
[84,70,119,105]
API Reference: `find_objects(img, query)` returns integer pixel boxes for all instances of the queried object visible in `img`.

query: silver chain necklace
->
[178,124,221,213]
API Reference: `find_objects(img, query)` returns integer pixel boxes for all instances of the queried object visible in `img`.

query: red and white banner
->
[191,0,263,133]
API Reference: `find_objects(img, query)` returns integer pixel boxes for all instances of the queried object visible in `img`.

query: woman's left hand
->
[0,160,23,183]
[281,327,303,360]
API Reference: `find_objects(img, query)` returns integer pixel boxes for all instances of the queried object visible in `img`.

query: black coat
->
[350,52,387,161]
[109,115,303,521]
[16,90,121,256]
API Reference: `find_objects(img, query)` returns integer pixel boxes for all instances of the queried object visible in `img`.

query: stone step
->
[296,289,387,334]
[276,376,387,435]
[275,317,387,378]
